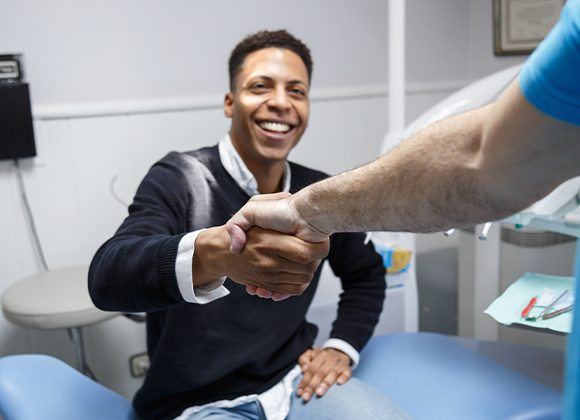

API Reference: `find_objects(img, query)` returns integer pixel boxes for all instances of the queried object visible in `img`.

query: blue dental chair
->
[0,354,135,420]
[0,333,562,420]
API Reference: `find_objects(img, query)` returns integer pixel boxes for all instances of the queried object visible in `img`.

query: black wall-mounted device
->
[0,54,36,161]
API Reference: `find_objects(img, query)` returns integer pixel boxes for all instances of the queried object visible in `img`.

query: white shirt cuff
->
[322,338,360,369]
[175,229,229,304]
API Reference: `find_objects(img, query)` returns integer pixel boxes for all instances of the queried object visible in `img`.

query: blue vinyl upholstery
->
[0,354,135,420]
[355,333,562,420]
[0,333,562,420]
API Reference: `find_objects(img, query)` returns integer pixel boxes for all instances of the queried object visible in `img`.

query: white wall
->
[467,0,526,80]
[1,0,390,105]
[0,0,528,397]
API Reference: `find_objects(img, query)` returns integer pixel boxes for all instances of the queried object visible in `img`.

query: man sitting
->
[89,29,407,420]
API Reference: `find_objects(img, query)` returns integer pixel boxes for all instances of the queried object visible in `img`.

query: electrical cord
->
[15,159,100,381]
[16,161,144,380]
[109,175,129,208]
[14,159,49,272]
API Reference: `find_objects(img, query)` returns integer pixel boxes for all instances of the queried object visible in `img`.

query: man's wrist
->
[192,226,230,287]
[291,187,333,239]
[322,338,360,368]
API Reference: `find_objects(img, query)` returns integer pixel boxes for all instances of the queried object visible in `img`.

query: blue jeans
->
[185,401,266,419]
[287,375,408,420]
[186,375,409,419]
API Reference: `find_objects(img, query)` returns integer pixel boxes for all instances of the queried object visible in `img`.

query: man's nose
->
[267,87,291,112]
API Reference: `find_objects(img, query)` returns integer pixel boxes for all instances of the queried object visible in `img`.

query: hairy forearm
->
[293,107,493,234]
[292,81,580,235]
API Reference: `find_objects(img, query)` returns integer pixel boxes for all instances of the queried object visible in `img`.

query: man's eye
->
[252,83,267,90]
[291,88,306,96]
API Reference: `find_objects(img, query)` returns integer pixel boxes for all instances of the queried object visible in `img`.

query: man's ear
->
[224,92,234,118]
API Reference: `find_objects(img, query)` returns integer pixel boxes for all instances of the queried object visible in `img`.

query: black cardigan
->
[88,145,386,419]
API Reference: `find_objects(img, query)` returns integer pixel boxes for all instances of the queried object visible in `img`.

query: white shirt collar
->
[218,134,291,196]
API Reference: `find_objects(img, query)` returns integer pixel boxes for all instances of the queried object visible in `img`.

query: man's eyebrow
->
[249,75,307,84]
[248,75,274,82]
[287,79,307,86]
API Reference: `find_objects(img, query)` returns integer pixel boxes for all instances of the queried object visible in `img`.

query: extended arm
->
[292,80,580,236]
[89,157,328,311]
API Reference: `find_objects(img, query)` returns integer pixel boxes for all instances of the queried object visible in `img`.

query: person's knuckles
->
[310,375,324,388]
[339,359,350,369]
[340,369,352,381]
[264,284,292,295]
[337,375,350,385]
[325,372,339,386]
[245,227,279,250]
[301,373,313,387]
[307,378,323,393]
[312,241,331,260]
[296,272,314,286]
[286,250,306,264]
[313,351,330,363]
[310,368,330,387]
[294,284,309,295]
[267,283,301,294]
[307,355,325,370]
[319,376,336,392]
[306,260,321,274]
[255,256,281,272]
[303,242,330,262]
[306,361,323,376]
[285,243,319,264]
[283,260,317,275]
[331,366,345,378]
[270,272,306,285]
[298,272,314,285]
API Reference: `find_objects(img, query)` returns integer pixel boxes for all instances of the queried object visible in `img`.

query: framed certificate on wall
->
[493,0,565,55]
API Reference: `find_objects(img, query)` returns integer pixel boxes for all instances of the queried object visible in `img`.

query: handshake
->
[205,192,332,301]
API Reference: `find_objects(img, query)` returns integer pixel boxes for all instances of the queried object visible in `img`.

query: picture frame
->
[493,0,565,55]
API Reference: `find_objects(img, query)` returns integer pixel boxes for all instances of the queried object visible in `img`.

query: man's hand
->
[296,348,352,402]
[226,192,329,254]
[193,225,329,300]
[225,193,330,299]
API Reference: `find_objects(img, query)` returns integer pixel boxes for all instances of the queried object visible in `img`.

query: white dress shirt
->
[173,135,359,420]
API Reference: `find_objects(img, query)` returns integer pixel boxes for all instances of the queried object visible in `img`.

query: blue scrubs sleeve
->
[519,0,580,125]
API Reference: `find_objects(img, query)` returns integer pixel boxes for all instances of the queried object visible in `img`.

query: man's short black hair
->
[228,29,313,91]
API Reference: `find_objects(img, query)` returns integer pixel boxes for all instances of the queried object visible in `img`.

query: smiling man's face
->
[224,47,310,167]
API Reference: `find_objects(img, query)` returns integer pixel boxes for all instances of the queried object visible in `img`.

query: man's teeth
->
[259,121,291,133]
